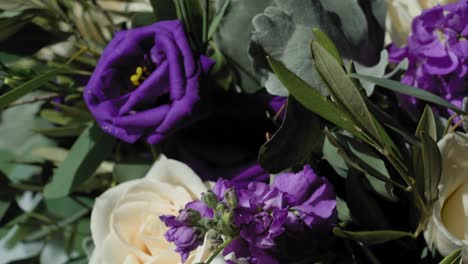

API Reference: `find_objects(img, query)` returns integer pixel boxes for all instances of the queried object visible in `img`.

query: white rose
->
[424,132,468,262]
[385,0,458,46]
[89,155,226,264]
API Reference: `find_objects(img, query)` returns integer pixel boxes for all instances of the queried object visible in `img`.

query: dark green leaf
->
[40,109,73,125]
[421,132,442,207]
[413,106,437,200]
[346,169,391,229]
[326,130,399,201]
[333,228,412,245]
[349,74,468,115]
[439,248,462,264]
[113,162,152,183]
[312,28,343,65]
[43,123,115,199]
[259,97,321,173]
[311,41,381,143]
[267,57,366,142]
[150,0,177,21]
[415,105,437,141]
[0,69,61,109]
[0,201,10,222]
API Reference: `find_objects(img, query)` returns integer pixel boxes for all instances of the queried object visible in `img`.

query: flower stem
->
[205,237,234,264]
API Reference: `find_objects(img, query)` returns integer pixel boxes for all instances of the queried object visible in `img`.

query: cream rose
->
[424,132,468,262]
[89,155,226,264]
[385,0,459,46]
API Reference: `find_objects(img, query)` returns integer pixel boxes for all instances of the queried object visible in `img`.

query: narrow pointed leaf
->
[43,123,115,199]
[333,228,412,245]
[312,28,343,65]
[350,73,468,115]
[267,57,366,142]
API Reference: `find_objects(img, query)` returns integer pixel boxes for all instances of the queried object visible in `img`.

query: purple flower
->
[160,201,212,262]
[389,1,468,116]
[84,20,213,144]
[224,165,337,263]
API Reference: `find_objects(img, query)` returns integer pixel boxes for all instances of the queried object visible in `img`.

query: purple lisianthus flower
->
[84,20,213,144]
[388,1,468,116]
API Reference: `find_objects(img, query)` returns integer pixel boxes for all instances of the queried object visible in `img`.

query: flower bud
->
[205,229,223,250]
[215,202,228,214]
[199,218,216,230]
[178,209,201,225]
[224,188,238,208]
[202,190,219,209]
[221,210,234,226]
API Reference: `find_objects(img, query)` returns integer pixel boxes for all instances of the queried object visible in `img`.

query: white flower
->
[89,155,226,264]
[424,132,468,262]
[385,0,458,46]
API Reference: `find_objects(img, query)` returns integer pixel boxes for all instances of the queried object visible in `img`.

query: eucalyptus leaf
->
[250,0,385,96]
[40,235,69,264]
[354,50,389,96]
[350,74,468,116]
[333,228,412,245]
[258,97,321,173]
[0,225,43,263]
[214,0,272,93]
[43,123,115,199]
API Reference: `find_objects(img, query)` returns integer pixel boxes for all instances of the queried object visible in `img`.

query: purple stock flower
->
[84,20,213,144]
[223,165,337,263]
[389,1,468,116]
[160,201,212,262]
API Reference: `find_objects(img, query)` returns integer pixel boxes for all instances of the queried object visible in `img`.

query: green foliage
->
[43,123,115,199]
[258,97,321,173]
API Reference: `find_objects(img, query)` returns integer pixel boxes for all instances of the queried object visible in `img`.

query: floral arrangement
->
[0,0,466,263]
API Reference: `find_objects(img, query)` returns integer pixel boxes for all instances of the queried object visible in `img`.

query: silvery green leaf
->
[354,50,389,96]
[16,192,42,212]
[40,236,69,264]
[251,0,386,96]
[0,225,43,263]
[214,0,273,93]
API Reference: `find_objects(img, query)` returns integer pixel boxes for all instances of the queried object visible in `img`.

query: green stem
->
[205,237,234,264]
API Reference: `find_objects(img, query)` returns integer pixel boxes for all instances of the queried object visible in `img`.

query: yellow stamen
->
[130,67,144,86]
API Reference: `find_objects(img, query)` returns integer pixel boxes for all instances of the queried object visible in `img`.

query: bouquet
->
[0,0,466,263]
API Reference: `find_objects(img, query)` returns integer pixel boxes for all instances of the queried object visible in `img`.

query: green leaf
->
[33,124,87,138]
[333,228,412,245]
[312,28,343,66]
[150,0,177,21]
[40,109,73,125]
[131,12,157,27]
[420,131,442,207]
[208,0,230,40]
[346,169,391,229]
[413,106,437,201]
[349,74,468,115]
[439,248,462,264]
[0,201,10,222]
[113,162,152,183]
[325,130,399,201]
[311,41,381,143]
[50,102,92,121]
[415,105,437,141]
[43,123,115,199]
[0,69,60,109]
[267,57,367,142]
[258,97,322,173]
